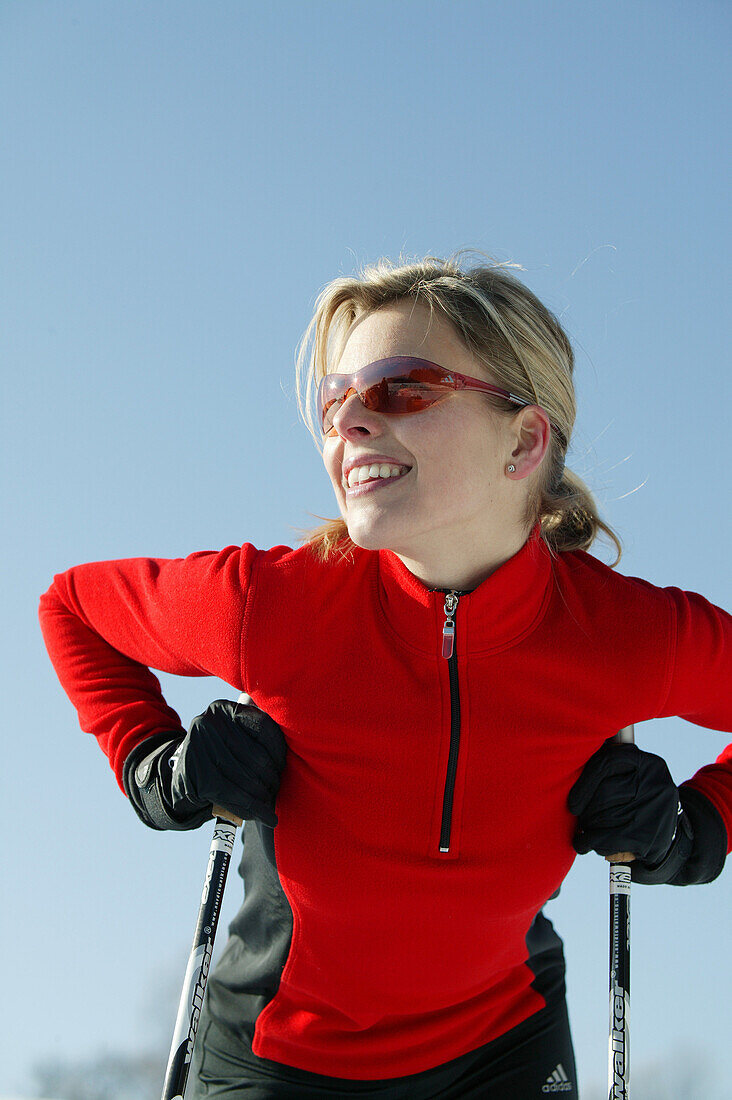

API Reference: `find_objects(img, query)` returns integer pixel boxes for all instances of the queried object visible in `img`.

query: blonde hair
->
[293,248,622,568]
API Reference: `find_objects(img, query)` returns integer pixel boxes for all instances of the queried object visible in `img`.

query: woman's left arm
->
[568,585,731,885]
[656,586,732,844]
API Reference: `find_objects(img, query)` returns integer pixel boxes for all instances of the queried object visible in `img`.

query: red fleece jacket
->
[38,522,731,1078]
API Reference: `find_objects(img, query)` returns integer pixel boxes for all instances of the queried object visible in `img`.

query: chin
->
[345,519,397,552]
[346,529,386,551]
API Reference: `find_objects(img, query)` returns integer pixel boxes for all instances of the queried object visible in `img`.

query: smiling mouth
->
[344,468,412,496]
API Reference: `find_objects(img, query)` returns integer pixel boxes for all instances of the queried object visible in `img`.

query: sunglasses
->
[317,356,552,438]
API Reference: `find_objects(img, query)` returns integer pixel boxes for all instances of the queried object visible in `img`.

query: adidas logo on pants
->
[542,1063,572,1092]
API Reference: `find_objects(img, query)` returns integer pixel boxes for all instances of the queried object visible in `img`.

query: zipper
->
[439,591,462,853]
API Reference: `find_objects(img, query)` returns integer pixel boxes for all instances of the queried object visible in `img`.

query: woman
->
[39,251,730,1098]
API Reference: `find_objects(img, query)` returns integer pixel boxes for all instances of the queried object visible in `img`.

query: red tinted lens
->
[319,359,449,434]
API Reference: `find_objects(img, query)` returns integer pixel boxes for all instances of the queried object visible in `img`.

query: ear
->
[507,406,552,478]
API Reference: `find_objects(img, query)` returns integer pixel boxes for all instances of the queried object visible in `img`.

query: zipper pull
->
[442,592,460,659]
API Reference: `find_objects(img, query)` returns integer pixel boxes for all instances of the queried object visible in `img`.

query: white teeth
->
[346,463,409,488]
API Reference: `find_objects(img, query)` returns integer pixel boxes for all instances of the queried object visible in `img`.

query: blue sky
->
[1,1,730,1095]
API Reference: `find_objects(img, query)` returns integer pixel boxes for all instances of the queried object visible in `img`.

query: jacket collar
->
[375,521,553,655]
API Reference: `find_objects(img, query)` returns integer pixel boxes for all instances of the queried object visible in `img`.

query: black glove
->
[567,741,727,886]
[123,698,287,832]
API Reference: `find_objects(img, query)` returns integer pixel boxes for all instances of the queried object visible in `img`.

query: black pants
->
[189,998,578,1099]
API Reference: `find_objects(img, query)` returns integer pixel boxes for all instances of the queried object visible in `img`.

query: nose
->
[330,390,385,439]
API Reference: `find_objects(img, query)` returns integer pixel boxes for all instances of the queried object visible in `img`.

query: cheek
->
[423,447,480,489]
[323,450,341,487]
[420,450,499,509]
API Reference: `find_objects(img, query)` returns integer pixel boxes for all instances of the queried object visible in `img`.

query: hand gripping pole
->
[160,694,253,1100]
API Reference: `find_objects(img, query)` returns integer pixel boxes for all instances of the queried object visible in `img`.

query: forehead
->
[335,299,473,376]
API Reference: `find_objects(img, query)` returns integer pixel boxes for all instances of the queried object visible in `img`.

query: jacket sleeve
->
[38,543,260,792]
[655,586,732,851]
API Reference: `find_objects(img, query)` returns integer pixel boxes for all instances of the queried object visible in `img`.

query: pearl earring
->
[507,464,516,473]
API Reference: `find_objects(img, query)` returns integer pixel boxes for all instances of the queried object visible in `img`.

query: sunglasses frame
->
[317,355,541,437]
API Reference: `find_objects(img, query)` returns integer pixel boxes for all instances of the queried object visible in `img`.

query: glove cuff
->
[672,785,728,885]
[631,785,727,886]
[123,734,212,832]
[630,800,692,885]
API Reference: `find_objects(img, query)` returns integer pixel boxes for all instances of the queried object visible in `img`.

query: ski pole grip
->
[211,693,256,828]
[608,724,636,863]
[212,805,243,827]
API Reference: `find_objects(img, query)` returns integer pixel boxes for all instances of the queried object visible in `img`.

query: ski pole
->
[607,724,635,1100]
[160,693,253,1100]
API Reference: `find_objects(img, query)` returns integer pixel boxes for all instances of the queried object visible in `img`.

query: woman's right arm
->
[38,543,260,794]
